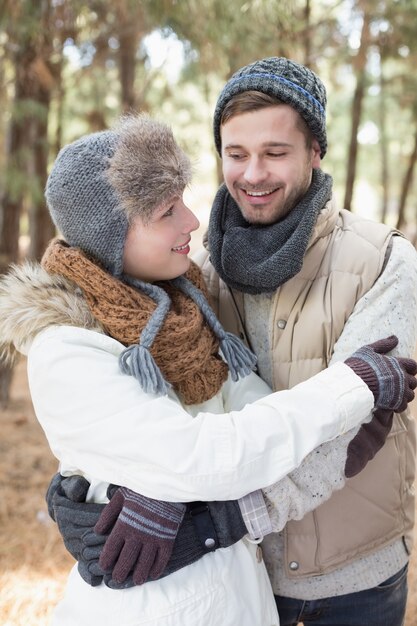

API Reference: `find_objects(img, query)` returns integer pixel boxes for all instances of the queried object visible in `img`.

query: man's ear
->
[312,138,321,168]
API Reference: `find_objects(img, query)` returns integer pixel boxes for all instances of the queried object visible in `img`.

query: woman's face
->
[122,195,200,282]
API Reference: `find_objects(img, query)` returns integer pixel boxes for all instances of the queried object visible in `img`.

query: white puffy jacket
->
[0,264,373,625]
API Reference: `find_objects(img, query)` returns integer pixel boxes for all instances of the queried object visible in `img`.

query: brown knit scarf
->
[41,239,228,405]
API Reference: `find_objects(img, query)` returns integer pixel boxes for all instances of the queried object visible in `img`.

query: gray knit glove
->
[344,335,417,411]
[94,487,186,585]
[46,473,106,586]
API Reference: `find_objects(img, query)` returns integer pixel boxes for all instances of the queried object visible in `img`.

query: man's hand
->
[344,335,417,411]
[344,409,393,478]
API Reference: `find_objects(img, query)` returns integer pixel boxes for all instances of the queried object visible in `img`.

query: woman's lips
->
[172,239,191,254]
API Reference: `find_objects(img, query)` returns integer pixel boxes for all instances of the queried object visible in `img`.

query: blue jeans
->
[274,564,408,626]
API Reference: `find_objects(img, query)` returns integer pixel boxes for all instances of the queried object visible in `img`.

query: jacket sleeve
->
[259,235,417,530]
[27,327,373,503]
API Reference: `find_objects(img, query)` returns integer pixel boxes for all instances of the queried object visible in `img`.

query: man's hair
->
[220,90,313,150]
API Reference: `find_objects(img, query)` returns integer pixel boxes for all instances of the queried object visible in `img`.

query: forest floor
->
[1,359,416,626]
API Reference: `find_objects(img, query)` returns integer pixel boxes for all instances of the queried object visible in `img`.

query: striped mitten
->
[344,335,417,412]
[95,487,186,585]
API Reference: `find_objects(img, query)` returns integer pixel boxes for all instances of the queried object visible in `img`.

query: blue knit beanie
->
[213,57,327,158]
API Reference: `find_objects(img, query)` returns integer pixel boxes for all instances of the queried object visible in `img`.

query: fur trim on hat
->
[108,115,192,224]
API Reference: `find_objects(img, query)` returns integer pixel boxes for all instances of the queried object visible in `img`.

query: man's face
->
[221,105,321,225]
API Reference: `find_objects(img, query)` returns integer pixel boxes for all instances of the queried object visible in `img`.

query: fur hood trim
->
[0,262,102,363]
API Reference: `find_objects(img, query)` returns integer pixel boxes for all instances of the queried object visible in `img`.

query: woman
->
[0,115,414,626]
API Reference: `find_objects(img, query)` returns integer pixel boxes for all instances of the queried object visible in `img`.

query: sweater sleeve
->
[27,327,373,503]
[263,426,359,531]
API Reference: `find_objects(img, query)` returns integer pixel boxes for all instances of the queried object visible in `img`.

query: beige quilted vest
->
[197,200,416,577]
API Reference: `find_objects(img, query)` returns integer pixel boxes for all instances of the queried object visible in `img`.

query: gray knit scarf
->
[208,169,333,294]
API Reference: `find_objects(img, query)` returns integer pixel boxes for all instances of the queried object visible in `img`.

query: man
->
[195,57,417,626]
[46,58,417,625]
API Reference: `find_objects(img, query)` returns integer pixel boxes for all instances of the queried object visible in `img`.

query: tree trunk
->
[28,80,55,261]
[53,54,65,158]
[0,75,29,407]
[116,1,146,113]
[118,26,138,112]
[396,127,417,231]
[0,0,56,403]
[303,0,312,67]
[378,62,389,224]
[0,57,32,271]
[343,8,371,212]
[0,364,13,410]
[28,1,56,260]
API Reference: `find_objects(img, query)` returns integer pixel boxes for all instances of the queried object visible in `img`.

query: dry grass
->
[0,360,73,626]
[1,359,416,625]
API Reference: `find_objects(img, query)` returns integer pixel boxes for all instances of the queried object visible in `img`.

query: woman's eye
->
[163,206,174,217]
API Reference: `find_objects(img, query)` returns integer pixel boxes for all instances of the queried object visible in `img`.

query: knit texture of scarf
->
[208,168,333,294]
[41,240,230,405]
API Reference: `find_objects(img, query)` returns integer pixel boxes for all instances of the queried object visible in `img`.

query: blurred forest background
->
[1,1,417,624]
[2,0,417,396]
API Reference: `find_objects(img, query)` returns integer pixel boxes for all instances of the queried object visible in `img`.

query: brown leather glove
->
[344,408,393,478]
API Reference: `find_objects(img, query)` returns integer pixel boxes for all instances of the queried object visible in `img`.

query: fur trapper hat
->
[45,115,192,277]
[213,57,327,158]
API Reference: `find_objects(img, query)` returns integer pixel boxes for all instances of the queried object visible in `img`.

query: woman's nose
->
[183,205,200,232]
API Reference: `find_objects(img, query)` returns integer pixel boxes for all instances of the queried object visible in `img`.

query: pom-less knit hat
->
[45,115,192,277]
[213,57,327,158]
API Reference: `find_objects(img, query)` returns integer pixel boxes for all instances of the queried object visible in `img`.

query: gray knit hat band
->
[213,57,327,158]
